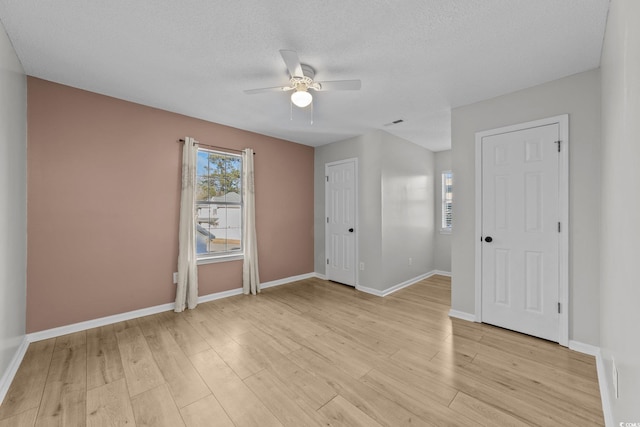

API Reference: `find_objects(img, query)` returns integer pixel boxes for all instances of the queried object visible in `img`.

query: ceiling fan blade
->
[244,86,293,95]
[279,49,303,78]
[315,80,361,91]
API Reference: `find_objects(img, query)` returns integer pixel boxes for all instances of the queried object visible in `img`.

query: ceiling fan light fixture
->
[291,89,312,108]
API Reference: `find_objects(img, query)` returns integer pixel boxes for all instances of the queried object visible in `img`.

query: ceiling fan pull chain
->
[310,102,313,125]
[290,98,293,121]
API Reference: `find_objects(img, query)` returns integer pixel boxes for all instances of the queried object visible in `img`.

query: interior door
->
[326,160,356,286]
[481,123,561,342]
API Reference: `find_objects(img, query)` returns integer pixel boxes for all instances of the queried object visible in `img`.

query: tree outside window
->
[195,149,242,258]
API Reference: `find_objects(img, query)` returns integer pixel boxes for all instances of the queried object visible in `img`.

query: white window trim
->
[441,170,453,233]
[196,147,243,262]
[197,254,244,265]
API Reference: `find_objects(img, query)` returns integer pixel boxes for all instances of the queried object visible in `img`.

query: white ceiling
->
[0,0,609,151]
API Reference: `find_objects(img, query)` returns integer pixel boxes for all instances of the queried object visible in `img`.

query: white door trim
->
[325,158,359,286]
[474,115,569,346]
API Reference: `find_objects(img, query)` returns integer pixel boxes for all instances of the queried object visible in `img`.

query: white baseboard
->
[26,302,176,343]
[0,336,29,406]
[568,340,600,356]
[448,309,476,322]
[432,270,452,277]
[355,285,385,297]
[596,350,614,427]
[356,271,437,297]
[261,272,317,289]
[569,341,613,427]
[197,288,243,303]
[8,272,613,427]
[26,272,318,343]
[2,271,317,406]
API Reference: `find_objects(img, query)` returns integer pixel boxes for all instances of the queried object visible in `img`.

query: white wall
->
[314,130,435,292]
[380,132,435,288]
[451,69,601,346]
[434,150,452,273]
[600,0,640,421]
[0,22,27,400]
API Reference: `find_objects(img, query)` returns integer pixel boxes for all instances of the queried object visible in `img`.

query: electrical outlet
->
[613,358,619,399]
[173,272,178,284]
[359,262,365,271]
[408,257,413,266]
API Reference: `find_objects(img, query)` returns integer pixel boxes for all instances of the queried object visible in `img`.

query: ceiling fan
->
[244,50,361,109]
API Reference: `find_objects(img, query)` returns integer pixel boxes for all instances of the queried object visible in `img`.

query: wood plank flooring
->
[0,275,604,426]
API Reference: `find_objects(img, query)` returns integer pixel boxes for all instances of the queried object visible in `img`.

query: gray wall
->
[450,69,601,346]
[600,0,640,421]
[0,23,27,396]
[380,133,435,288]
[434,150,452,273]
[314,130,435,292]
[314,133,378,284]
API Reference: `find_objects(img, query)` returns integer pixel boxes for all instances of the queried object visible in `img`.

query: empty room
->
[0,1,638,426]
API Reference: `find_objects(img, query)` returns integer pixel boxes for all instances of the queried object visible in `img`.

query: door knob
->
[348,228,354,232]
[484,236,493,242]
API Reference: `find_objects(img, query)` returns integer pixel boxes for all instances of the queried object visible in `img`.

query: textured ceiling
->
[0,0,609,151]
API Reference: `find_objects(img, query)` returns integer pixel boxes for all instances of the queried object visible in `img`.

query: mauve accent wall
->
[27,77,314,333]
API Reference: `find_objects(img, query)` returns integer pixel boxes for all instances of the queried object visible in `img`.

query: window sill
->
[197,254,244,265]
[440,228,452,235]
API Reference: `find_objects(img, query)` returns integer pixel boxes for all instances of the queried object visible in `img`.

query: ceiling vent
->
[384,119,404,126]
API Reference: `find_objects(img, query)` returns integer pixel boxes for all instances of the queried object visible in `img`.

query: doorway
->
[475,115,569,345]
[325,158,357,287]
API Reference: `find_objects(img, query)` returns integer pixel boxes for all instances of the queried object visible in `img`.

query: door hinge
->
[327,217,329,223]
[555,140,561,152]
[326,259,329,265]
[326,176,329,182]
[558,302,561,313]
[558,222,561,233]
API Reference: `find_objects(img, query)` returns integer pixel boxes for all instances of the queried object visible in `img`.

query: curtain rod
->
[178,139,255,155]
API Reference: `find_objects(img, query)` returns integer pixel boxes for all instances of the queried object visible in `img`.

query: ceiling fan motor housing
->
[243,50,360,105]
[290,64,320,91]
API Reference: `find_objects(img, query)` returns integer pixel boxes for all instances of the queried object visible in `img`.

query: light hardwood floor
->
[0,275,604,426]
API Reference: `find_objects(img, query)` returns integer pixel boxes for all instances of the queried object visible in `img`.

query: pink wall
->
[27,78,314,333]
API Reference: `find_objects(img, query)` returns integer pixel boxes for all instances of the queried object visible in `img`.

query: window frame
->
[195,147,244,264]
[441,170,453,234]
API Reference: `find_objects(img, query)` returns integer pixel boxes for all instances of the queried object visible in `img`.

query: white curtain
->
[175,137,199,312]
[242,148,260,295]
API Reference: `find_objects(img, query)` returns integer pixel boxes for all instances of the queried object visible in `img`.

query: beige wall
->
[451,69,601,346]
[27,78,314,332]
[600,0,640,422]
[434,150,452,273]
[0,23,27,391]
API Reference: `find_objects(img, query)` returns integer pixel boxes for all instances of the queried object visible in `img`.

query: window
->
[441,171,453,232]
[195,148,242,260]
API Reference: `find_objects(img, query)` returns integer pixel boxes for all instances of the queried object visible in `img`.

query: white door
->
[326,159,357,286]
[481,123,562,342]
